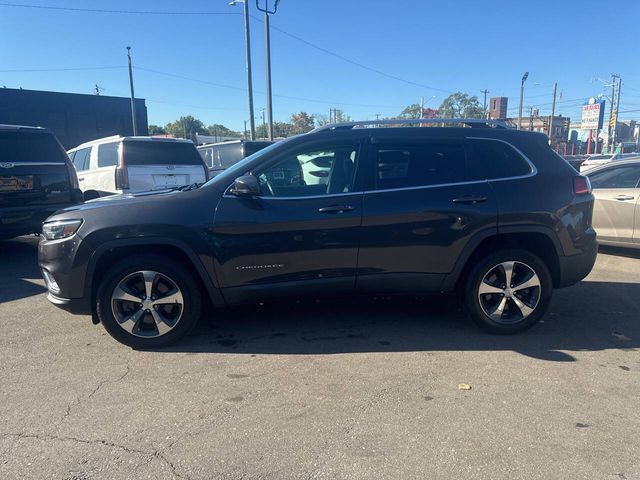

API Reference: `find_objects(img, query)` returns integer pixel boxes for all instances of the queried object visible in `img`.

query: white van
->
[67,136,209,199]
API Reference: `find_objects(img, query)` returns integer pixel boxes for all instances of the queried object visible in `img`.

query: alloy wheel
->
[110,270,184,338]
[477,261,541,324]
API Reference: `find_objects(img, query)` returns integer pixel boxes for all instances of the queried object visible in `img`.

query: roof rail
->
[310,118,511,133]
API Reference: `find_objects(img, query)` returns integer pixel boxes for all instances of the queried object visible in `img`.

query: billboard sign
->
[581,98,605,131]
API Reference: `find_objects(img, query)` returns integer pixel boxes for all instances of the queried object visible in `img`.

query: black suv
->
[38,120,597,348]
[1,125,81,239]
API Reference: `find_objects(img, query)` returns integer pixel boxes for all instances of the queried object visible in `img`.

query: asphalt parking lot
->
[1,236,639,480]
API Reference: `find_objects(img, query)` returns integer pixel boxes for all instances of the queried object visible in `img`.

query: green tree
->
[148,124,166,135]
[332,109,351,123]
[314,113,330,127]
[256,121,293,139]
[206,124,242,138]
[437,92,483,118]
[164,115,207,139]
[290,112,315,134]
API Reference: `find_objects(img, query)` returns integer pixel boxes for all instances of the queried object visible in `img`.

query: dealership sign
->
[581,98,605,130]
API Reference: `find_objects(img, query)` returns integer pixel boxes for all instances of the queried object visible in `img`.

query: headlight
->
[42,219,83,240]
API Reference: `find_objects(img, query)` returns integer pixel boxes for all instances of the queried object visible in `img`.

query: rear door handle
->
[452,195,487,204]
[77,177,85,181]
[613,194,635,201]
[318,205,354,214]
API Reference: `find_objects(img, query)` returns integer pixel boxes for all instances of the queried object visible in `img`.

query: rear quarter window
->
[97,142,119,167]
[467,139,532,181]
[123,141,203,166]
[0,131,67,163]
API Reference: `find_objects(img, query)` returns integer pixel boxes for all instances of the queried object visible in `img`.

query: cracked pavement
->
[1,236,640,479]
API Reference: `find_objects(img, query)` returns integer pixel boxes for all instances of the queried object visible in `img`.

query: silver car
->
[587,158,640,249]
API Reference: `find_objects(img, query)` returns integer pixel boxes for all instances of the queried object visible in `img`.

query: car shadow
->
[160,278,640,362]
[0,236,47,303]
[599,245,640,260]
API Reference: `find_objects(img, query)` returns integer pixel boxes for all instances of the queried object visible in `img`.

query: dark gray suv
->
[38,119,597,348]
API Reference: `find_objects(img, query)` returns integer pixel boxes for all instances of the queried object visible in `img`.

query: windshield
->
[202,138,292,188]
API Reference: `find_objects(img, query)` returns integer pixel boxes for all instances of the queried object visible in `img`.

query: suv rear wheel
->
[96,254,202,348]
[463,249,552,334]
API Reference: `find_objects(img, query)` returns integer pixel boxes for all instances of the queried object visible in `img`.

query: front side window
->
[257,144,358,197]
[97,142,119,167]
[375,142,466,190]
[467,139,532,180]
[588,166,640,189]
[72,147,91,171]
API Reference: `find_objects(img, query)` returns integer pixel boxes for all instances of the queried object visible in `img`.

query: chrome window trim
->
[466,136,538,178]
[365,137,537,194]
[223,190,364,201]
[221,136,539,199]
[0,162,66,166]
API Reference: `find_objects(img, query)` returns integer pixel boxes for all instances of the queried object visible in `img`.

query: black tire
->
[463,249,552,334]
[96,254,202,348]
[83,190,100,201]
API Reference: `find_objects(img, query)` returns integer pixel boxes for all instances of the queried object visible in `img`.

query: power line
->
[252,14,453,95]
[135,66,404,109]
[0,2,239,15]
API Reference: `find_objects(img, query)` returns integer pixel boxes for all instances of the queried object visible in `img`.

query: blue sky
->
[1,0,639,130]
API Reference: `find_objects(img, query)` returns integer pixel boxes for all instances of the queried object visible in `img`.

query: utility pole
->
[528,106,534,131]
[329,108,333,124]
[518,72,529,130]
[420,96,424,119]
[612,75,622,150]
[261,108,266,139]
[481,89,489,119]
[230,1,256,141]
[548,82,557,143]
[126,46,138,136]
[256,0,280,141]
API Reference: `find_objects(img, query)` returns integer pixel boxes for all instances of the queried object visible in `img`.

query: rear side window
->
[376,142,466,189]
[588,166,640,189]
[97,142,119,167]
[72,148,91,171]
[467,139,532,180]
[0,131,67,163]
[123,141,203,166]
[213,143,243,169]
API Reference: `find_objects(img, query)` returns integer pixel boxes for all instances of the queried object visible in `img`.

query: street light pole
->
[548,82,557,143]
[481,89,489,119]
[517,72,529,130]
[613,76,622,150]
[256,0,280,141]
[230,1,256,141]
[126,46,138,136]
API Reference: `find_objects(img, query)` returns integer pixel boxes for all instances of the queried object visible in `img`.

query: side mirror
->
[229,174,261,197]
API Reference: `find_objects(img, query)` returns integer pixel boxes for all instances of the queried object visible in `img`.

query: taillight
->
[66,160,79,189]
[573,176,591,195]
[115,144,129,190]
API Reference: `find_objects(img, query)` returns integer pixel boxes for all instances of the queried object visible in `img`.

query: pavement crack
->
[56,361,131,426]
[1,431,188,479]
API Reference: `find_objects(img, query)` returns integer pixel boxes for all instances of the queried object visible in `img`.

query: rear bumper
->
[557,234,598,288]
[0,204,74,238]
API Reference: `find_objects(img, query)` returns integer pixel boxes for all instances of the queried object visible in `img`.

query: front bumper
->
[39,232,93,315]
[46,292,92,315]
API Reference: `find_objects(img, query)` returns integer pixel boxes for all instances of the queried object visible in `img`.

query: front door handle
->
[613,194,635,201]
[452,195,487,205]
[77,177,85,181]
[318,205,354,214]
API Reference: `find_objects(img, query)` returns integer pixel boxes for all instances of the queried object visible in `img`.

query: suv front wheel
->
[96,254,202,348]
[463,249,552,334]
